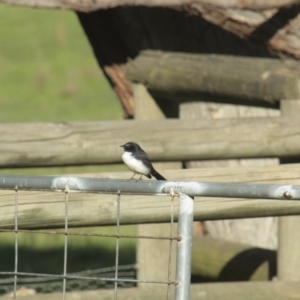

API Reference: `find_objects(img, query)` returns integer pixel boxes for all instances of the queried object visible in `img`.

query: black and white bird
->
[120,142,166,180]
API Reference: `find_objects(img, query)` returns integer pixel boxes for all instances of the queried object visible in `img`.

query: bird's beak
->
[120,145,124,148]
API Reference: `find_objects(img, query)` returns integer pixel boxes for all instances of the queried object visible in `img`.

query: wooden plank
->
[3,282,300,300]
[0,164,300,229]
[1,117,300,167]
[278,99,300,281]
[125,51,300,102]
[192,236,276,281]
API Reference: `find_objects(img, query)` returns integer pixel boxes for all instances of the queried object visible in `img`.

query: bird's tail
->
[152,170,166,181]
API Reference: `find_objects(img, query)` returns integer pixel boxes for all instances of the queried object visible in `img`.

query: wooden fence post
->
[132,83,181,286]
[278,99,300,281]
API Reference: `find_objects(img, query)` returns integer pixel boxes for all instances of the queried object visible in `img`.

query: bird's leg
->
[138,174,143,180]
[129,173,136,180]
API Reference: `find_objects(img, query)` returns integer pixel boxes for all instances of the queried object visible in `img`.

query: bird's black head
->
[120,142,141,153]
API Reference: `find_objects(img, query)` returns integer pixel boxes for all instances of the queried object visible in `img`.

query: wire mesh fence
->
[1,175,300,299]
[0,175,192,300]
[0,265,137,295]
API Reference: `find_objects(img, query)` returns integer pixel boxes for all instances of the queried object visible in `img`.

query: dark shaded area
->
[77,6,275,67]
[0,245,135,274]
[151,91,280,109]
[280,157,300,164]
[0,244,136,294]
[192,247,276,283]
[77,6,279,117]
[218,248,276,281]
[77,6,277,117]
[249,4,300,44]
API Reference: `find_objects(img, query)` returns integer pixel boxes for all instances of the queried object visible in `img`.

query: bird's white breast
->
[122,152,150,175]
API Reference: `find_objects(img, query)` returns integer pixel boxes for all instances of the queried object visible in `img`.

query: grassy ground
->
[1,226,136,274]
[0,4,122,123]
[0,4,135,285]
[0,4,125,176]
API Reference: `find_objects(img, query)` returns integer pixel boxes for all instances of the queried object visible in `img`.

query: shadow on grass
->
[0,243,136,294]
[0,244,136,274]
[0,245,136,274]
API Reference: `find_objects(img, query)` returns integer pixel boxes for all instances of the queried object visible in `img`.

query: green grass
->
[0,4,135,274]
[0,4,122,123]
[0,4,124,175]
[0,227,136,274]
[0,226,136,250]
[0,226,136,276]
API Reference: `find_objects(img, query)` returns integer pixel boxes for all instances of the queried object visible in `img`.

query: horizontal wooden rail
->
[0,117,300,167]
[0,164,300,229]
[125,50,300,103]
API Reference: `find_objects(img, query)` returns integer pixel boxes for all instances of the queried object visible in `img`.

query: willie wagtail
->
[120,142,166,180]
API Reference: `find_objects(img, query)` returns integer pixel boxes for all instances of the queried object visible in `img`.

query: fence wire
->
[0,266,136,294]
[0,175,299,299]
[0,175,184,299]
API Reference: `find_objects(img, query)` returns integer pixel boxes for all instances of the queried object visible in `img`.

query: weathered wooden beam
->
[133,83,166,120]
[4,282,300,300]
[1,117,300,167]
[1,0,298,12]
[132,82,179,286]
[192,236,276,281]
[0,164,300,229]
[278,99,300,281]
[125,51,300,103]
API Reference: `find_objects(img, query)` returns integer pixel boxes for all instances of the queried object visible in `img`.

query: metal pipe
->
[0,175,299,200]
[175,193,194,300]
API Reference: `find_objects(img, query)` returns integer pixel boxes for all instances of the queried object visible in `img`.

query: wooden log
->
[192,236,276,281]
[1,0,297,12]
[278,99,300,281]
[132,83,165,119]
[3,282,300,300]
[0,164,300,229]
[132,82,179,286]
[278,215,300,280]
[104,65,134,118]
[1,117,300,167]
[125,51,300,103]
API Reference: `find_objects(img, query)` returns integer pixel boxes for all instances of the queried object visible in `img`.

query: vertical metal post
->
[166,191,175,300]
[13,186,18,300]
[175,193,194,300]
[114,192,121,300]
[62,185,69,300]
